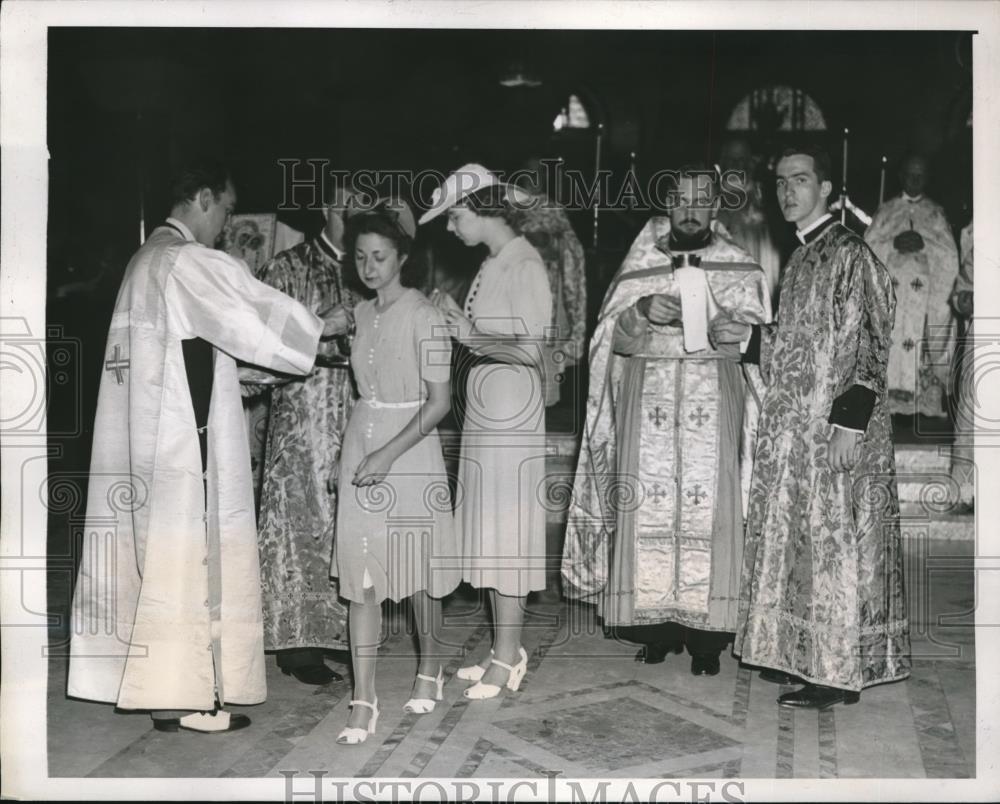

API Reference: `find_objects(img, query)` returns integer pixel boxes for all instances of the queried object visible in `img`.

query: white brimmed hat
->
[418,163,532,224]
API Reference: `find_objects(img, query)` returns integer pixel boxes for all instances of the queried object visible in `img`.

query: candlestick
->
[841,127,849,189]
[592,123,603,249]
[878,155,887,206]
[841,128,849,225]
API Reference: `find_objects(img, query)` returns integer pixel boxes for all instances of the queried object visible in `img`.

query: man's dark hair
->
[898,152,928,173]
[779,145,833,184]
[664,163,719,197]
[170,158,231,207]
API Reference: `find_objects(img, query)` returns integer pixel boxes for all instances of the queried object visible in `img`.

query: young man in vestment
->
[864,155,959,418]
[246,185,365,686]
[718,145,911,710]
[67,160,351,733]
[562,167,771,676]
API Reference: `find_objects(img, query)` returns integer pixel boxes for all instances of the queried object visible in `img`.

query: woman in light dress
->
[420,165,552,699]
[332,201,459,744]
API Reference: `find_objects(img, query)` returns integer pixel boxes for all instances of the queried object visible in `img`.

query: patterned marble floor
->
[47,538,975,780]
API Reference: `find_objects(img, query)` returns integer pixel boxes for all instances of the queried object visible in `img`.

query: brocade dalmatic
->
[252,238,364,652]
[735,222,910,692]
[518,195,588,405]
[562,218,770,630]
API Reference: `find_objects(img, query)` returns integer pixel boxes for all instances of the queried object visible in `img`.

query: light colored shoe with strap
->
[403,666,444,714]
[336,698,379,745]
[463,647,528,700]
[456,650,493,682]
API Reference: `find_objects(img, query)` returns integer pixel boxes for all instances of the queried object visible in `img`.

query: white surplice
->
[67,222,322,711]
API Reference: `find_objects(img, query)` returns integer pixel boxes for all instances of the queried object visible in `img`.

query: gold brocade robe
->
[250,236,363,651]
[735,220,910,691]
[562,220,771,630]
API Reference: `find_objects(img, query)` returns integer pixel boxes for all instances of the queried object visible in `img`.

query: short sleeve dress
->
[458,236,553,595]
[332,288,460,603]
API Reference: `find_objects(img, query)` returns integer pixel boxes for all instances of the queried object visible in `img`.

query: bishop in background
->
[864,154,959,418]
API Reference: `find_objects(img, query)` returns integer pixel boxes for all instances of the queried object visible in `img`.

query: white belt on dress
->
[360,397,425,409]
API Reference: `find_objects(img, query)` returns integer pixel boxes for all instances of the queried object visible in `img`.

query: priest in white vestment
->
[67,161,349,734]
[864,155,959,417]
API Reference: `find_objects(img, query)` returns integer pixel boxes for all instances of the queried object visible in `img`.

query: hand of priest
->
[826,427,863,472]
[639,294,682,326]
[709,311,751,346]
[319,303,353,339]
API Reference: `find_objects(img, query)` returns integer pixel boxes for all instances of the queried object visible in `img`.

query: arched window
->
[726,85,827,132]
[553,94,592,131]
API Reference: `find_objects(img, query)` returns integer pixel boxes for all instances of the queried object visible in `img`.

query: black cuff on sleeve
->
[828,384,877,431]
[741,325,761,365]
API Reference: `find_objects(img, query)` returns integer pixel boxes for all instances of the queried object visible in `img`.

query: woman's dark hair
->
[460,185,523,229]
[345,209,413,258]
[345,208,425,288]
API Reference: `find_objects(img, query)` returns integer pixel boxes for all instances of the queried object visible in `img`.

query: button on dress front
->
[332,289,460,603]
[458,237,553,596]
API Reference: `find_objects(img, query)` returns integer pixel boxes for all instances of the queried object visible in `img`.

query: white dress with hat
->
[332,288,460,603]
[458,236,553,595]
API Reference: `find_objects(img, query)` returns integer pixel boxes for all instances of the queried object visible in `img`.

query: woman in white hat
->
[332,199,460,744]
[421,165,553,699]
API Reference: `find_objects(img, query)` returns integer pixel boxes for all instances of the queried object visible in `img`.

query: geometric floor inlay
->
[495,696,739,772]
[43,539,975,781]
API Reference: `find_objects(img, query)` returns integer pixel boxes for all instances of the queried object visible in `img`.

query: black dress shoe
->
[759,668,801,685]
[690,654,721,676]
[634,642,683,664]
[777,683,860,710]
[282,664,343,685]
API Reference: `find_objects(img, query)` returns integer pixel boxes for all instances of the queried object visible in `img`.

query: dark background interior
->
[47,28,973,275]
[45,27,974,461]
[43,27,975,633]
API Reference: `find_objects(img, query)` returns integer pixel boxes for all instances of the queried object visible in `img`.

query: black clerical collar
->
[795,214,836,245]
[164,217,195,242]
[316,231,344,262]
[671,253,702,268]
[667,228,713,253]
